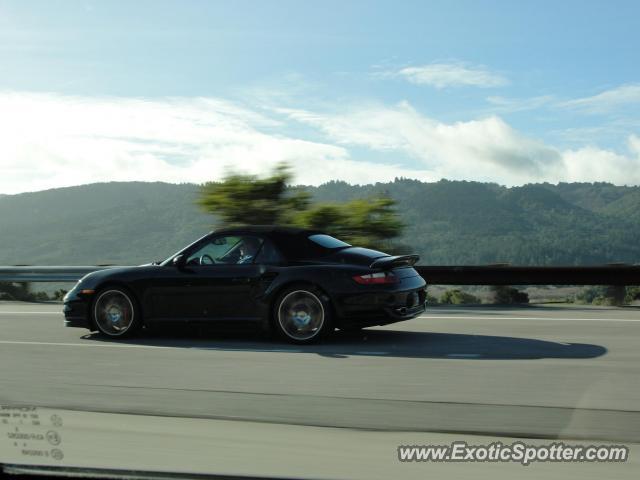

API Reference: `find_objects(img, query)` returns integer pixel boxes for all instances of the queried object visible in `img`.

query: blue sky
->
[1,0,639,193]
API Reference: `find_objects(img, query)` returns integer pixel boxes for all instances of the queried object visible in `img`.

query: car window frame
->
[252,237,285,266]
[184,234,247,266]
[183,234,284,266]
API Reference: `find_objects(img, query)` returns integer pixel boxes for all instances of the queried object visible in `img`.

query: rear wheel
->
[274,286,333,344]
[93,288,141,338]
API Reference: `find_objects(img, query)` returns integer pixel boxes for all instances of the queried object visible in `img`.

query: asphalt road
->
[2,407,639,480]
[1,301,639,444]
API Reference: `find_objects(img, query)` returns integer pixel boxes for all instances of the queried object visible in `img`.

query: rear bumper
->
[334,275,427,328]
[338,301,426,328]
[383,301,427,319]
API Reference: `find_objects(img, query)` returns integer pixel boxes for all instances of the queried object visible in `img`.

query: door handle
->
[231,277,250,284]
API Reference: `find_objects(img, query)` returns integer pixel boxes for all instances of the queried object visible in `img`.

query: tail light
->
[352,272,398,285]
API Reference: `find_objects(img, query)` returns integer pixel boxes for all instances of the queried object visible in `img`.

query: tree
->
[0,281,32,301]
[198,164,310,226]
[197,164,404,250]
[52,289,68,301]
[491,286,529,304]
[294,196,403,250]
[625,286,640,304]
[439,289,481,305]
[574,286,606,304]
[576,285,627,306]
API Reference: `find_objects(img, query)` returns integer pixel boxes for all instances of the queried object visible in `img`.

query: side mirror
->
[172,254,186,268]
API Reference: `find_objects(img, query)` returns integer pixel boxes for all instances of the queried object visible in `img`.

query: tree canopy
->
[197,164,404,250]
[197,164,310,226]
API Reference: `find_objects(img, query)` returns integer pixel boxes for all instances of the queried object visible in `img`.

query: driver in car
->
[237,237,261,264]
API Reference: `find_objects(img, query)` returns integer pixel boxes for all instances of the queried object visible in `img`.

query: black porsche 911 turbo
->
[63,226,427,344]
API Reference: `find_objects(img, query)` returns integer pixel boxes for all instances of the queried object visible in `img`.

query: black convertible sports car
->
[63,226,427,344]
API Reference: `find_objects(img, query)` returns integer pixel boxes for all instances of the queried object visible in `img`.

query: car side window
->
[253,239,284,265]
[186,235,264,266]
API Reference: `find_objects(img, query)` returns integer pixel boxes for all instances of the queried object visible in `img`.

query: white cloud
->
[1,91,639,194]
[278,102,640,185]
[560,135,640,184]
[278,102,563,184]
[486,95,555,113]
[561,84,640,113]
[392,62,508,89]
[0,91,432,194]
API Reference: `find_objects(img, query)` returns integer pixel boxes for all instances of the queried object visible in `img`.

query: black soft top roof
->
[209,225,334,260]
[212,225,319,236]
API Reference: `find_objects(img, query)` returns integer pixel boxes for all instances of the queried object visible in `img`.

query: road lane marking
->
[420,315,640,322]
[201,347,302,353]
[0,340,305,353]
[0,340,169,349]
[0,341,388,357]
[0,311,60,314]
[0,341,383,356]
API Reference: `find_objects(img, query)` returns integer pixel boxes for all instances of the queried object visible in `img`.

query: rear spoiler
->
[370,254,420,270]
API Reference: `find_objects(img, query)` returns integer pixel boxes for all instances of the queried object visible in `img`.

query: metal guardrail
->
[0,266,121,282]
[1,265,639,285]
[414,265,640,286]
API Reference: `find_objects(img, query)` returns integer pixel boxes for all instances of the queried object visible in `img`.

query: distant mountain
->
[1,180,639,265]
[311,180,640,265]
[0,182,211,265]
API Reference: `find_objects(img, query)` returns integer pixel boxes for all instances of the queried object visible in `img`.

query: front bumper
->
[63,300,90,328]
[63,287,92,328]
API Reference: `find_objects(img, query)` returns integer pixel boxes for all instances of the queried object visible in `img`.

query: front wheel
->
[93,288,141,338]
[274,286,333,344]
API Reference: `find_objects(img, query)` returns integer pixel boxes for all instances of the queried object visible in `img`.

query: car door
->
[148,235,264,322]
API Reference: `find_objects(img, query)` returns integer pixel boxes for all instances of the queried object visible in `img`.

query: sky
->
[0,0,639,194]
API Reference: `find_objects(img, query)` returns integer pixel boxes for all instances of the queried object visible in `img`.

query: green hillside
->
[0,182,212,265]
[1,180,639,265]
